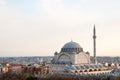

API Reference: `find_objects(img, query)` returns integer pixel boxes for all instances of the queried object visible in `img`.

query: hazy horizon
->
[0,0,120,57]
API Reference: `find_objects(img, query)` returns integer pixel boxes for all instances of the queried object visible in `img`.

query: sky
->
[0,0,120,57]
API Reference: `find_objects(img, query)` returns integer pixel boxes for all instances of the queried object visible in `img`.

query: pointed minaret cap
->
[94,24,96,31]
[94,24,95,27]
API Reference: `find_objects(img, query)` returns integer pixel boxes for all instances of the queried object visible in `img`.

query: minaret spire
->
[93,24,97,64]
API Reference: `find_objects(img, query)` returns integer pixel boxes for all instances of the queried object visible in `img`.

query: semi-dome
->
[63,41,81,49]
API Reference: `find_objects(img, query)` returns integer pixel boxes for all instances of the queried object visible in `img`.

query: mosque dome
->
[63,41,81,49]
[61,41,83,53]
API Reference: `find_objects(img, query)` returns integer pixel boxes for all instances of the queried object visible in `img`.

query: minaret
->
[93,25,97,64]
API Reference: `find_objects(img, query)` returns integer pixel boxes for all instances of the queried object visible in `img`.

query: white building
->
[53,41,90,65]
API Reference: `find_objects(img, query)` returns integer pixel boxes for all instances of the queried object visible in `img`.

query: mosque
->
[49,26,111,74]
[53,41,90,65]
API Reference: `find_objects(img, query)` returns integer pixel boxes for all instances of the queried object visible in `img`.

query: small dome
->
[63,41,81,49]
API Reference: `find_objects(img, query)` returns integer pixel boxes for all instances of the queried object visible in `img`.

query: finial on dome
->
[71,38,73,42]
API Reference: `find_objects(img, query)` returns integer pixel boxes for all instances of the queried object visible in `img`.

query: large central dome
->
[61,41,83,53]
[63,41,81,48]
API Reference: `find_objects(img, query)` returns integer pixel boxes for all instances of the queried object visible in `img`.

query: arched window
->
[78,48,80,52]
[89,69,93,72]
[75,48,77,52]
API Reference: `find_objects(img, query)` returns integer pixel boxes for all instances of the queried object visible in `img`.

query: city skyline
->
[0,0,120,56]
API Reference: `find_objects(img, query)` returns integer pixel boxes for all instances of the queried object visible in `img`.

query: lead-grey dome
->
[61,41,83,53]
[63,41,81,48]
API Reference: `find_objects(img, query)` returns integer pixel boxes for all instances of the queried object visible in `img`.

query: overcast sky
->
[0,0,120,57]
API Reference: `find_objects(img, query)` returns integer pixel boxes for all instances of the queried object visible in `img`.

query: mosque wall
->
[75,52,90,64]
